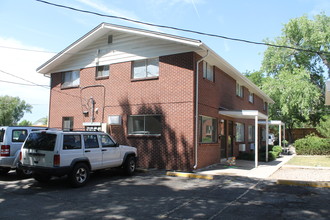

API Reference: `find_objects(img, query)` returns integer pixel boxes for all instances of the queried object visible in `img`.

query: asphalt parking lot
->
[0,169,329,220]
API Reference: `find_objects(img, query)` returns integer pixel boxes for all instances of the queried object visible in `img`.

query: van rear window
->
[23,133,56,151]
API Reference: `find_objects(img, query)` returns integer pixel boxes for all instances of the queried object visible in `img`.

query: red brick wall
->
[196,61,268,168]
[49,52,196,170]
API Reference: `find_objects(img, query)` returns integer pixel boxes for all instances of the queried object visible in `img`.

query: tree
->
[243,70,266,87]
[19,120,32,126]
[316,115,330,138]
[261,68,322,142]
[262,13,330,88]
[0,96,32,126]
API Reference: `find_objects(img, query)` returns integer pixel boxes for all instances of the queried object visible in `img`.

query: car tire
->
[123,156,136,176]
[33,173,51,183]
[0,167,11,175]
[69,163,90,188]
[16,168,33,178]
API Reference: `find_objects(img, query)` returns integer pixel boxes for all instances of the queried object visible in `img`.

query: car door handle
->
[85,150,91,153]
[102,149,107,151]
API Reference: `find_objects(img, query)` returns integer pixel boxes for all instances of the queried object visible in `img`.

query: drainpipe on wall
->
[193,50,209,170]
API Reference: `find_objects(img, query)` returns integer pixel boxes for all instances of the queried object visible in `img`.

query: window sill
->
[203,77,215,83]
[61,85,80,90]
[95,76,109,80]
[128,134,161,138]
[131,76,159,82]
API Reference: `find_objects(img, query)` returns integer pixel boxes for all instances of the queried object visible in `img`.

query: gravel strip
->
[269,165,330,181]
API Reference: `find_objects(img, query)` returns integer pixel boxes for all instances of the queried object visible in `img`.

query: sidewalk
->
[195,155,294,179]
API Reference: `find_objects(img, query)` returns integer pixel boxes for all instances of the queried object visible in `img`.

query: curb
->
[166,171,214,180]
[277,179,330,188]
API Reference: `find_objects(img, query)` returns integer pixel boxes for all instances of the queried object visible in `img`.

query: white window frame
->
[199,115,218,143]
[128,115,161,135]
[203,61,214,82]
[236,122,245,142]
[62,70,80,88]
[96,65,109,78]
[236,83,244,97]
[249,92,254,103]
[132,58,159,79]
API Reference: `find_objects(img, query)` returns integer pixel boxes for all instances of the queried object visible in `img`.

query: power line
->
[0,45,56,54]
[36,0,330,55]
[0,79,49,87]
[0,69,49,89]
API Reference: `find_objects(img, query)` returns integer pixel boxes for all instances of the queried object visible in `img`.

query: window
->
[236,83,244,98]
[23,133,57,151]
[203,61,214,82]
[63,135,81,150]
[249,92,254,103]
[62,117,73,131]
[236,123,245,142]
[96,65,109,78]
[263,102,268,112]
[100,134,116,147]
[248,125,255,142]
[84,135,99,148]
[132,58,159,79]
[199,116,217,143]
[128,115,161,135]
[62,70,80,88]
[12,130,28,142]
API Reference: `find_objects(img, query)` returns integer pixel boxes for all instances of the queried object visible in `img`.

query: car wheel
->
[123,156,136,176]
[16,168,33,178]
[0,167,11,175]
[33,173,51,183]
[69,163,90,188]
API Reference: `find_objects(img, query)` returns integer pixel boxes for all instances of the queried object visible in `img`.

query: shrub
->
[268,151,277,161]
[294,134,330,155]
[272,146,282,157]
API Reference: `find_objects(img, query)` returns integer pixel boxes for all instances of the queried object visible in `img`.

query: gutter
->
[193,50,209,170]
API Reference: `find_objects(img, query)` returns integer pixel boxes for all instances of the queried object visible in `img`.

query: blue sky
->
[0,0,329,123]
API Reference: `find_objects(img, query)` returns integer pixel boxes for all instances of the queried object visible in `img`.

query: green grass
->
[287,155,330,167]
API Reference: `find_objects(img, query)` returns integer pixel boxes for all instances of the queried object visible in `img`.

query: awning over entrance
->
[258,120,286,147]
[219,110,269,168]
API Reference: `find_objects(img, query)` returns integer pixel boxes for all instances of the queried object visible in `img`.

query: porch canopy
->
[258,120,286,147]
[219,110,269,168]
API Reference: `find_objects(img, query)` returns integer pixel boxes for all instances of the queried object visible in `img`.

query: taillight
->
[53,154,60,167]
[0,145,10,157]
[19,151,22,161]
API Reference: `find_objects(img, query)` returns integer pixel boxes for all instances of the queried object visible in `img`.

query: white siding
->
[51,31,198,73]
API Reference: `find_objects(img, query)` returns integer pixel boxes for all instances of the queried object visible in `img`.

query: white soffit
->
[219,110,268,120]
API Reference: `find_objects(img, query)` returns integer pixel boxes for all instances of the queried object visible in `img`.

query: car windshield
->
[0,129,4,142]
[23,133,57,151]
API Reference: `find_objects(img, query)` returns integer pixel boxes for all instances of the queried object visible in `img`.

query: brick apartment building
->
[37,23,274,171]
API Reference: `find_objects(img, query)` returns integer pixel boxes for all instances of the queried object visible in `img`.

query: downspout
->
[193,50,209,170]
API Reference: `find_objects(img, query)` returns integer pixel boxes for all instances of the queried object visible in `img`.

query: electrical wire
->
[0,79,49,87]
[0,45,56,54]
[36,0,330,55]
[0,69,49,89]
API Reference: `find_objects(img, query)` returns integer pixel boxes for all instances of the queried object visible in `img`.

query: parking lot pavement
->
[0,170,329,220]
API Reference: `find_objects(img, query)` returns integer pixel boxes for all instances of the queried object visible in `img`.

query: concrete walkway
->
[195,154,295,179]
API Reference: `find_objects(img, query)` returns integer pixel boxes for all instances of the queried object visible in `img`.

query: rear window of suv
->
[0,129,4,142]
[23,133,57,151]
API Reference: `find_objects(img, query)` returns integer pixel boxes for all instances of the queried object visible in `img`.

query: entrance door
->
[219,120,227,158]
[227,121,234,157]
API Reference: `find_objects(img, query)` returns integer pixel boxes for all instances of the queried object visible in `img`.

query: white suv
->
[20,130,137,187]
[0,126,46,176]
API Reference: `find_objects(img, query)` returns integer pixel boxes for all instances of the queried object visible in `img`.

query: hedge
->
[294,134,330,155]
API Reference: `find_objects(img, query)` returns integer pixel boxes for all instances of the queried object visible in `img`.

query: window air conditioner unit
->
[239,144,246,151]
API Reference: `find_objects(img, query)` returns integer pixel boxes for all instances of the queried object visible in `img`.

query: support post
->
[279,124,282,147]
[266,118,269,162]
[254,115,258,168]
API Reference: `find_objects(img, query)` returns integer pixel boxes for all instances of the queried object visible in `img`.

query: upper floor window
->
[62,117,73,131]
[263,102,268,112]
[96,65,109,78]
[203,61,214,82]
[132,58,159,79]
[62,70,80,88]
[249,92,254,103]
[236,83,244,98]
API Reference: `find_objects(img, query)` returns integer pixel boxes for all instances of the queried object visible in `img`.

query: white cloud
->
[0,37,55,123]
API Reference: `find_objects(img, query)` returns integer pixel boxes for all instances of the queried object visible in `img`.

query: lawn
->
[286,155,330,167]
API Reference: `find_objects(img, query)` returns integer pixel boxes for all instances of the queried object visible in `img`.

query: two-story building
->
[37,23,274,171]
